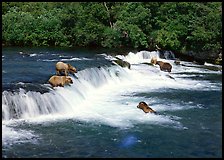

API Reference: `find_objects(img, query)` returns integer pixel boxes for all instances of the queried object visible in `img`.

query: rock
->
[112,57,131,69]
[141,62,154,66]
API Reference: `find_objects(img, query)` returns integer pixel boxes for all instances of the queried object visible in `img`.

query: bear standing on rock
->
[48,75,73,87]
[56,61,77,76]
[156,61,172,72]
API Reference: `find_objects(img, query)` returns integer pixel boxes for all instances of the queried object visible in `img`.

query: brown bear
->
[174,59,180,65]
[137,101,156,114]
[48,75,73,87]
[56,61,77,76]
[150,57,157,65]
[156,61,172,72]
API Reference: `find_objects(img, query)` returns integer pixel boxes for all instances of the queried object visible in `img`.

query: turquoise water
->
[2,47,222,158]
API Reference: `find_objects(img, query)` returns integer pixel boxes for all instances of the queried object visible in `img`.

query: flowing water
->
[2,47,222,158]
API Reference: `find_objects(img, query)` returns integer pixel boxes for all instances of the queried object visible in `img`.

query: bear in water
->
[137,101,156,114]
[156,61,172,72]
[150,57,157,65]
[56,61,77,76]
[174,59,181,65]
[48,75,73,87]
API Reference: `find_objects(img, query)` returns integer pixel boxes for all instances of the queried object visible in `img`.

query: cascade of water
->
[114,50,161,64]
[2,65,129,121]
[2,50,220,125]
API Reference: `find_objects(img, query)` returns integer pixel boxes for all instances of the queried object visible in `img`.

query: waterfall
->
[111,50,161,64]
[3,50,220,124]
[2,50,221,130]
[2,65,129,121]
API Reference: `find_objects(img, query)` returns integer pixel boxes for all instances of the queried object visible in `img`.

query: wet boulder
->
[141,62,154,66]
[112,57,131,69]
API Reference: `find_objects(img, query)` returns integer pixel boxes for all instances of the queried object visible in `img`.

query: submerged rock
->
[141,62,154,66]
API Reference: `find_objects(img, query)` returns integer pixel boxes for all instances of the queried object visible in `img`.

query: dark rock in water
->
[160,49,221,66]
[174,51,194,62]
[2,82,51,94]
[200,65,222,71]
[166,75,175,80]
[175,51,205,64]
[180,50,222,65]
[141,62,154,66]
[112,57,131,69]
[186,51,204,63]
[193,58,205,65]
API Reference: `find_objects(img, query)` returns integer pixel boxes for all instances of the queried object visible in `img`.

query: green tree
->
[2,9,36,46]
[2,1,222,57]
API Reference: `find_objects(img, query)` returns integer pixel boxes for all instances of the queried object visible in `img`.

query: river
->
[2,47,222,158]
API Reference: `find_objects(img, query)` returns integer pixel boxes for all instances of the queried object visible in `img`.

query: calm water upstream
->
[2,47,222,158]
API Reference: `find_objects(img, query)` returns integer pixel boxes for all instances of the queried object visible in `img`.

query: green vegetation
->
[2,2,222,56]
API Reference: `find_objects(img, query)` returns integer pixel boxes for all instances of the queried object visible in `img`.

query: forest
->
[2,2,222,63]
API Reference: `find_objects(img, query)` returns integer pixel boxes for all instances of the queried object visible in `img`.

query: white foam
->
[60,57,92,61]
[29,53,37,57]
[204,62,221,67]
[41,59,58,62]
[108,50,161,64]
[40,57,92,62]
[2,64,186,129]
[2,124,39,146]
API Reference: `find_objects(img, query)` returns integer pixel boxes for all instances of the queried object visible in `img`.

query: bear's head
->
[68,64,77,73]
[151,57,157,65]
[66,77,73,84]
[137,101,156,113]
[137,101,148,109]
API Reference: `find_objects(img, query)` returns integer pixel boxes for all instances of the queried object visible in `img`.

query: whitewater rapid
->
[2,50,222,145]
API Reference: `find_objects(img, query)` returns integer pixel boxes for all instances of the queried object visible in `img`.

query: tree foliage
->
[2,2,222,55]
